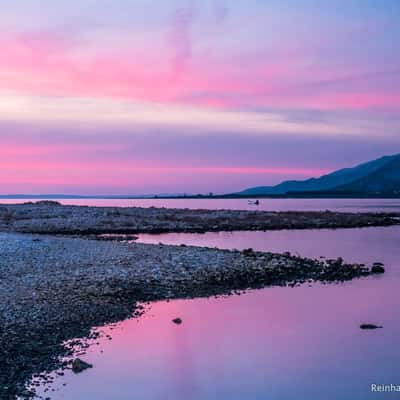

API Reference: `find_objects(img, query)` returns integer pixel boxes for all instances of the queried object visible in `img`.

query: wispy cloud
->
[168,5,195,79]
[0,91,381,138]
[0,16,398,113]
[0,1,399,194]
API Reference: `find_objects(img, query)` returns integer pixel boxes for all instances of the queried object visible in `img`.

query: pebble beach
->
[0,203,394,398]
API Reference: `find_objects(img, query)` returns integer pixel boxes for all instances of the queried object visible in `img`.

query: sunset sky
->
[0,0,399,194]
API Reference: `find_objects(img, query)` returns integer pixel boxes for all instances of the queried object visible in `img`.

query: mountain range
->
[237,154,400,197]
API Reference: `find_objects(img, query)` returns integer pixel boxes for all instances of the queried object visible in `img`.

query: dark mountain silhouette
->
[333,156,400,194]
[237,154,400,196]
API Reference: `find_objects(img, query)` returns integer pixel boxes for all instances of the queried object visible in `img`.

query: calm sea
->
[3,197,400,212]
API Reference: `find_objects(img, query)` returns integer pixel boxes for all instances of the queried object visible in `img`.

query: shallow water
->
[36,227,400,399]
[2,197,400,212]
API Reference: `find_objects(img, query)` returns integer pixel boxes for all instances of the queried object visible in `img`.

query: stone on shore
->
[72,358,93,373]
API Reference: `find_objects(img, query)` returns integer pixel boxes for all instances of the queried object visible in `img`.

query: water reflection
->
[2,197,400,212]
[36,227,400,400]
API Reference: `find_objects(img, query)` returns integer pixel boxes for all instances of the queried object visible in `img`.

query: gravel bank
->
[0,202,399,234]
[0,233,380,399]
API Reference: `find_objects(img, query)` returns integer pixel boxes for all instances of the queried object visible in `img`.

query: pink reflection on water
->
[137,226,400,266]
[37,281,400,400]
[36,227,400,400]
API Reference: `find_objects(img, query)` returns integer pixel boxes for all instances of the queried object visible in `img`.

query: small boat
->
[248,200,260,205]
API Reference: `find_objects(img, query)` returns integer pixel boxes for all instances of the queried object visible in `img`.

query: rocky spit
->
[0,201,399,234]
[0,232,382,399]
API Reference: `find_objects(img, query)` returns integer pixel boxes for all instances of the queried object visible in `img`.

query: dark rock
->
[35,200,62,206]
[360,324,383,330]
[371,265,385,274]
[71,358,93,373]
[242,248,255,257]
[172,318,182,325]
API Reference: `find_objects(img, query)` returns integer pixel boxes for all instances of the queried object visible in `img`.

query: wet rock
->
[360,324,383,330]
[71,358,93,373]
[371,264,385,274]
[172,318,182,325]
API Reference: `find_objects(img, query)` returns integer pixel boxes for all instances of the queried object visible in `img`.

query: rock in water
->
[360,324,383,330]
[72,358,93,373]
[371,264,385,274]
[172,318,182,325]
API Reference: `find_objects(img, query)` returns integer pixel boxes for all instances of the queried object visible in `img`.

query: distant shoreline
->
[1,193,400,200]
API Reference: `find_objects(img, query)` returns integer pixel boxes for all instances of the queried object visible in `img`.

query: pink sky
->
[0,1,399,194]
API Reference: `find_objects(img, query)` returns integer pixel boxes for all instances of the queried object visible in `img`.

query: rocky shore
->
[0,202,399,234]
[0,203,394,398]
[0,232,383,399]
